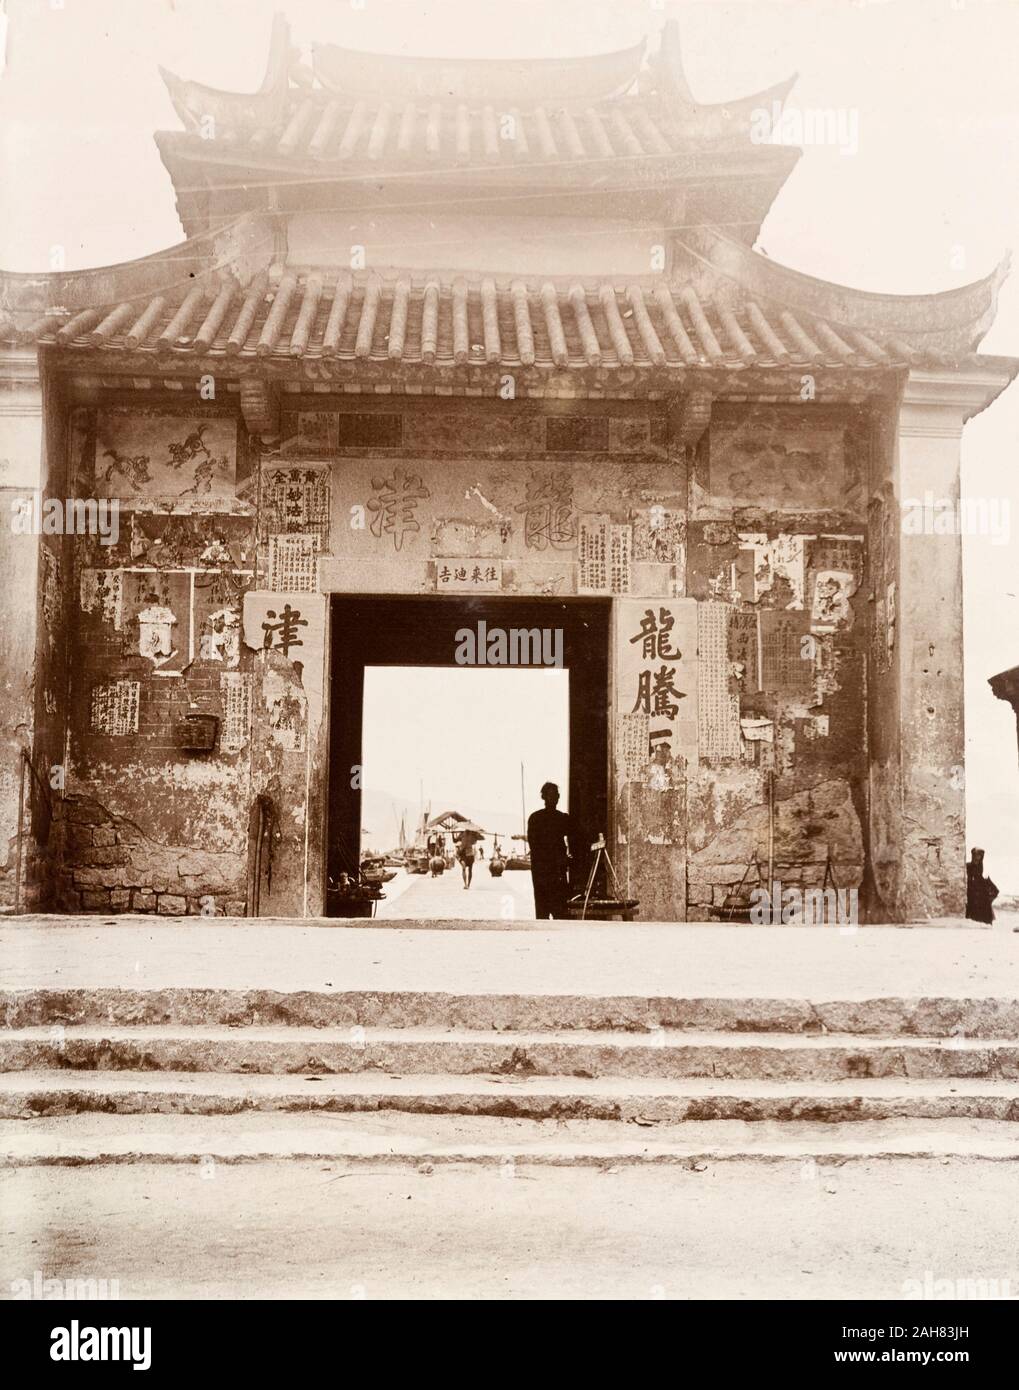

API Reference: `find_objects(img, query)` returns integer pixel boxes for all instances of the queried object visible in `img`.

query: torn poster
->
[220,671,251,753]
[811,569,857,629]
[123,571,192,676]
[79,568,123,629]
[632,507,686,565]
[578,515,609,593]
[268,533,318,592]
[737,532,808,608]
[697,601,741,761]
[609,524,632,595]
[200,607,241,668]
[728,610,759,692]
[137,603,178,667]
[262,667,307,753]
[740,717,774,742]
[40,547,60,639]
[810,533,864,582]
[91,680,139,736]
[758,609,814,695]
[261,465,331,549]
[617,710,651,784]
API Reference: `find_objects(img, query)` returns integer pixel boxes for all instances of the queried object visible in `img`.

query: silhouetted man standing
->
[966,847,998,924]
[527,781,573,919]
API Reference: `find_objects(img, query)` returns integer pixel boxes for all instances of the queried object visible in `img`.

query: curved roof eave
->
[687,226,1011,352]
[655,17,797,119]
[158,12,291,133]
[0,214,275,316]
[681,74,798,129]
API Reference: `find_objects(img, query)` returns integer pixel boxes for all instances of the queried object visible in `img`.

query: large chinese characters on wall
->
[615,599,699,787]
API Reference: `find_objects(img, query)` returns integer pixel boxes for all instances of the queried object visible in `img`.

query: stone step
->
[3,1025,1017,1080]
[5,986,1016,1037]
[3,1112,1018,1167]
[4,1070,1019,1123]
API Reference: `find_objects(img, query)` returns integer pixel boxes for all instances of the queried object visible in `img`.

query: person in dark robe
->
[527,782,574,919]
[965,847,998,924]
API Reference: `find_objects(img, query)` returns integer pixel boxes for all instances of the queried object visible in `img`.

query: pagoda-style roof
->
[311,36,647,106]
[155,17,799,241]
[1,215,1010,383]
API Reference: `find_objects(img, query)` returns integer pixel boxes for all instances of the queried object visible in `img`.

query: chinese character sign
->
[367,467,430,552]
[242,591,327,738]
[260,603,308,657]
[615,598,699,783]
[436,560,502,592]
[516,474,576,552]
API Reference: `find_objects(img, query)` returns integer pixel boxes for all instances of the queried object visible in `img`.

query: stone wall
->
[56,794,245,915]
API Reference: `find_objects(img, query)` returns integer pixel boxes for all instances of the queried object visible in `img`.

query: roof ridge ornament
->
[655,20,697,109]
[159,12,291,136]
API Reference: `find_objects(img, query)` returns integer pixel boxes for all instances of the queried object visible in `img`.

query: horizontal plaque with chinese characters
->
[435,560,503,592]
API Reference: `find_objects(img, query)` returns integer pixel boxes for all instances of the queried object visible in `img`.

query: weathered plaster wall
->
[0,353,69,911]
[55,391,878,921]
[58,404,259,914]
[884,382,969,919]
[27,369,74,910]
[679,404,871,918]
[0,488,39,906]
[865,409,904,918]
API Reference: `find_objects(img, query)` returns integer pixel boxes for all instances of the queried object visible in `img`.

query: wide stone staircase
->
[3,981,1019,1166]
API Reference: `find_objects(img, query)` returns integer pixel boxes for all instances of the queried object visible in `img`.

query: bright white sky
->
[362,667,569,837]
[2,0,1017,885]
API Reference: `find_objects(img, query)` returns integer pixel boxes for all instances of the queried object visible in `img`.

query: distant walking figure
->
[456,831,481,889]
[527,782,574,920]
[965,847,998,924]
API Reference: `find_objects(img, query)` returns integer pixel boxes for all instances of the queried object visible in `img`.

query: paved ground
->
[3,919,1017,999]
[375,866,535,921]
[3,916,1016,1302]
[3,1158,1015,1300]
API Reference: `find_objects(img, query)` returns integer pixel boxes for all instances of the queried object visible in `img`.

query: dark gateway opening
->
[327,595,610,917]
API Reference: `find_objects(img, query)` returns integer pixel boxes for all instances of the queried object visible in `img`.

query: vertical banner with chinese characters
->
[242,591,327,738]
[697,601,742,761]
[615,598,699,783]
